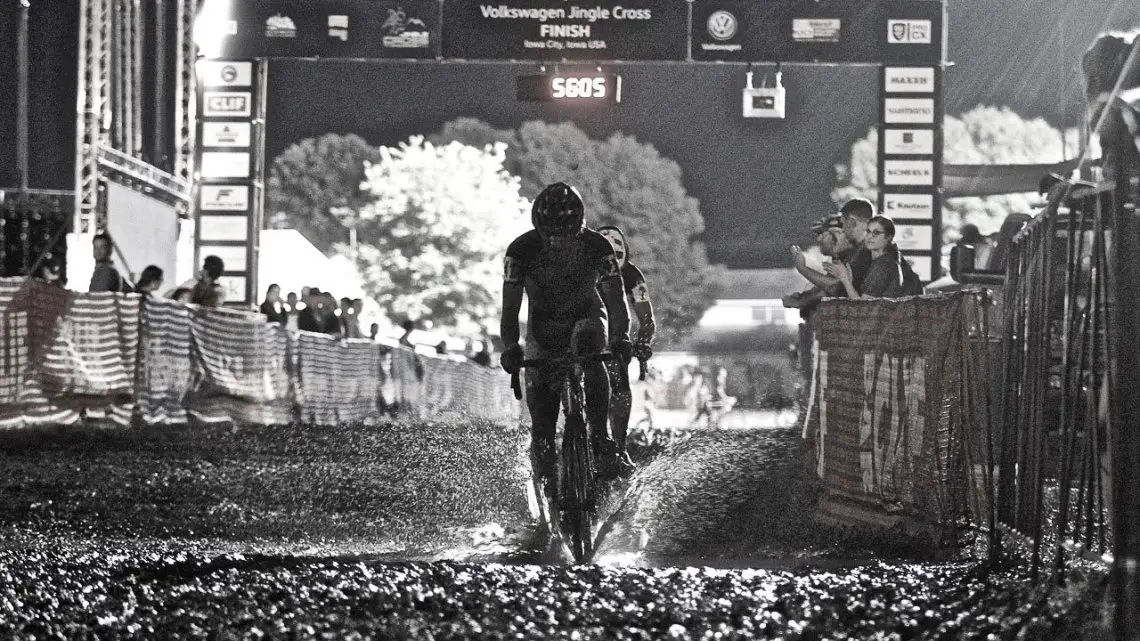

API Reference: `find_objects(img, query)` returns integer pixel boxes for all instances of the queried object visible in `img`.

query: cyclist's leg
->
[608,359,633,450]
[524,344,561,493]
[571,317,612,444]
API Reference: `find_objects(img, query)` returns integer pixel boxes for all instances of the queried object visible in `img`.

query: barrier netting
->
[803,290,988,539]
[0,277,521,428]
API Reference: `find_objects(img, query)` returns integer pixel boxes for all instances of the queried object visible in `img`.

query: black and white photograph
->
[1,0,1140,638]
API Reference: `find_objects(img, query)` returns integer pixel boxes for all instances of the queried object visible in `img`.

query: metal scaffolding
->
[74,0,196,234]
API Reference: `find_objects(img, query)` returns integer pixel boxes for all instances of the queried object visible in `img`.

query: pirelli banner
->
[194,59,268,307]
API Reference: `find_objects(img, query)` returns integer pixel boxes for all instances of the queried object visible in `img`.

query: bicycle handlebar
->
[508,352,650,400]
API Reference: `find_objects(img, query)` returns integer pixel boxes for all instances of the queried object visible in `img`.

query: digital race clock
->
[516,73,622,104]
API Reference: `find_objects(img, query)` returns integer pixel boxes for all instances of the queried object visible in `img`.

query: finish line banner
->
[442,1,689,61]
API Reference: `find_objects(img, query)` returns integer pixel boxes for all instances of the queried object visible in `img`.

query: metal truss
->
[76,0,196,234]
[174,0,199,186]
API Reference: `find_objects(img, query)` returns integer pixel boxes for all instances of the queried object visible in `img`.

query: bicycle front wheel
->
[560,414,597,563]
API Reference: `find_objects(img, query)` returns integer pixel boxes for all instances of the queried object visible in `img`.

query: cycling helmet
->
[532,182,585,237]
[597,225,629,267]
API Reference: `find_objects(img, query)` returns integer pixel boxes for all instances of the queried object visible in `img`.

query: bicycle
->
[511,351,614,563]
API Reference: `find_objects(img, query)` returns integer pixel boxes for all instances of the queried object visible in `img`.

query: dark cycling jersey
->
[504,229,622,350]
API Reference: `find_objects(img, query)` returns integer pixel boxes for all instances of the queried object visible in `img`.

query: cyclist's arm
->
[500,251,526,347]
[626,264,656,345]
[601,275,631,342]
[501,281,524,346]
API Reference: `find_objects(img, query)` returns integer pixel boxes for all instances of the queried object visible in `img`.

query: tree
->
[349,136,531,333]
[434,118,722,345]
[266,133,383,254]
[833,105,1081,241]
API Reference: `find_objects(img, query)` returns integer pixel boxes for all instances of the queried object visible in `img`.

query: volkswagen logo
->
[220,65,238,83]
[707,11,738,41]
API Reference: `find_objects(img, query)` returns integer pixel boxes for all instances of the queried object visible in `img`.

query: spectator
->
[171,287,193,303]
[284,291,301,331]
[339,296,363,338]
[399,320,416,348]
[260,284,288,324]
[33,256,65,287]
[789,198,875,299]
[828,215,921,298]
[186,255,226,307]
[369,322,380,341]
[959,224,994,270]
[436,340,449,355]
[472,341,493,367]
[133,265,164,297]
[89,233,125,293]
[783,215,852,320]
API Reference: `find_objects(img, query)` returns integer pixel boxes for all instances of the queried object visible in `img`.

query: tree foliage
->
[266,133,382,254]
[351,136,531,333]
[435,118,722,345]
[833,105,1082,241]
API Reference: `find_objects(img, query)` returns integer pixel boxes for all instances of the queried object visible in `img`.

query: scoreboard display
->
[516,73,623,104]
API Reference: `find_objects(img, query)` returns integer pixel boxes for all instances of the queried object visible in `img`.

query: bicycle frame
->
[510,352,613,563]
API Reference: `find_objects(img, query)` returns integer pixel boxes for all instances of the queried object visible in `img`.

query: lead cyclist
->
[499,183,636,499]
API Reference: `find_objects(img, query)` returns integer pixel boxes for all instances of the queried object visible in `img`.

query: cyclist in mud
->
[596,225,656,470]
[500,183,636,492]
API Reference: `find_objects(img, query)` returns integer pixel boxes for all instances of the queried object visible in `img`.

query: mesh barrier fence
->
[0,277,520,428]
[803,291,987,537]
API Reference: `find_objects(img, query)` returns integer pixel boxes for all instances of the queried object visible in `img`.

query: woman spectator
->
[170,287,193,303]
[134,265,164,297]
[259,284,288,324]
[827,215,919,298]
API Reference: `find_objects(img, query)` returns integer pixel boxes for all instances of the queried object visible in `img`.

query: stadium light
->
[193,0,234,59]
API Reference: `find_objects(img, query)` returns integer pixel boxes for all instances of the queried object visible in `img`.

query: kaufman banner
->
[442,0,689,61]
[213,0,439,60]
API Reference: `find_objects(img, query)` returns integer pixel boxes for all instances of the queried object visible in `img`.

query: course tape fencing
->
[2,276,994,535]
[0,277,521,428]
[802,290,989,540]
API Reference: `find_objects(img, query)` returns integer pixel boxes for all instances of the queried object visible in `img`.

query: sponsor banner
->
[884,97,935,123]
[692,0,883,63]
[903,254,932,281]
[883,193,935,219]
[882,0,943,64]
[884,66,935,93]
[200,185,250,211]
[202,122,252,148]
[198,245,250,272]
[217,275,249,303]
[199,215,251,242]
[884,128,935,155]
[886,19,931,44]
[203,91,252,117]
[883,159,935,185]
[200,152,251,179]
[792,18,841,43]
[198,61,253,87]
[894,224,933,251]
[810,292,981,531]
[215,0,440,60]
[443,0,689,61]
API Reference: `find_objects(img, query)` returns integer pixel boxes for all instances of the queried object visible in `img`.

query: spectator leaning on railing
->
[89,233,126,293]
[133,265,164,297]
[260,284,288,324]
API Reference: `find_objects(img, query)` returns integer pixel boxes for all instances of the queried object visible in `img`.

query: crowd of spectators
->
[783,198,924,326]
[32,233,497,367]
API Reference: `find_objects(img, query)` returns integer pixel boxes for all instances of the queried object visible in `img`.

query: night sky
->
[264,0,1140,269]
